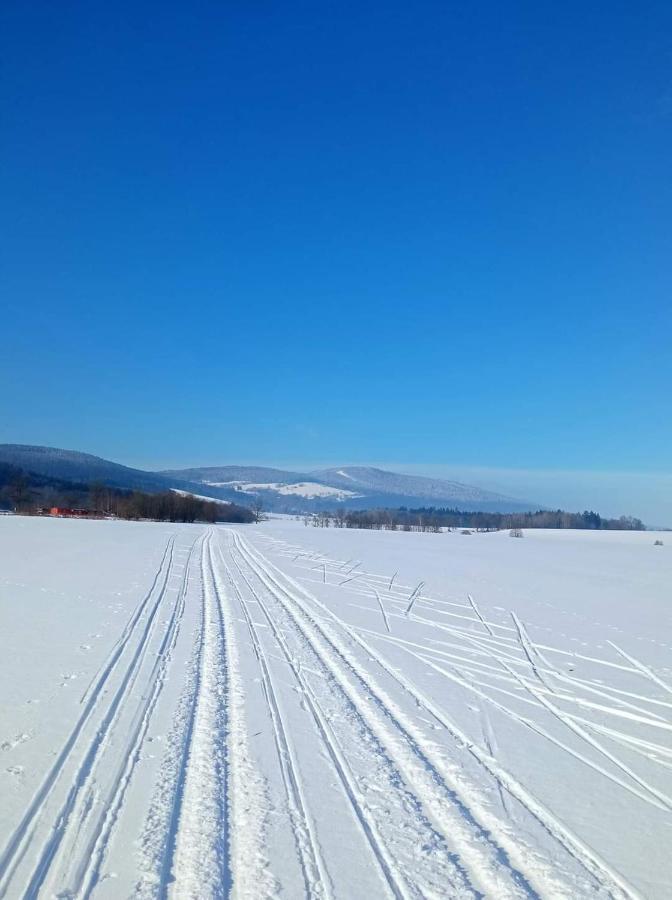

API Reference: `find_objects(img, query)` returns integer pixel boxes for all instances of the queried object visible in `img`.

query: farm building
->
[48,507,101,518]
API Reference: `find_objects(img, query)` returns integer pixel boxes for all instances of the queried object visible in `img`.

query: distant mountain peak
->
[0,446,537,514]
[311,465,519,505]
[165,462,534,512]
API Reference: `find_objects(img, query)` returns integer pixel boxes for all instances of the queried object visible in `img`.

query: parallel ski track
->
[168,532,230,898]
[22,535,193,900]
[371,632,671,812]
[151,540,209,900]
[234,531,643,900]
[230,531,538,900]
[138,529,271,900]
[277,537,672,752]
[0,536,180,898]
[133,537,208,900]
[218,546,331,899]
[384,613,672,731]
[72,534,203,898]
[226,536,416,900]
[269,537,659,685]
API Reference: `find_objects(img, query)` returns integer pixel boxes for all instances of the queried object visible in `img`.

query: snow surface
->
[170,488,231,504]
[204,480,360,500]
[0,516,670,898]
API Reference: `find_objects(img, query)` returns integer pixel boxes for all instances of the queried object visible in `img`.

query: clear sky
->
[1,2,671,522]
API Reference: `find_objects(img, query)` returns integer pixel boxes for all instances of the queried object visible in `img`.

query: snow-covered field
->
[204,481,361,500]
[1,517,670,899]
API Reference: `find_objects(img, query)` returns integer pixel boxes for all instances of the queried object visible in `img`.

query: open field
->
[1,516,670,898]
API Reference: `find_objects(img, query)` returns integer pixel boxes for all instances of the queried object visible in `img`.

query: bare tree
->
[252,497,266,523]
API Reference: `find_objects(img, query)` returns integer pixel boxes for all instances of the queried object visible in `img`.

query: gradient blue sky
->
[1,2,671,521]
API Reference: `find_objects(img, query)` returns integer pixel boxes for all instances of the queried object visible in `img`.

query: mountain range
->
[0,444,536,513]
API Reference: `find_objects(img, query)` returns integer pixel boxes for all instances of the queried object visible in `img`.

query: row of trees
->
[303,507,645,532]
[0,465,254,524]
[106,490,254,523]
[87,483,255,522]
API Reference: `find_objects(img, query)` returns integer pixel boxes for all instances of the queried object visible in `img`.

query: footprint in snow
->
[1,732,31,751]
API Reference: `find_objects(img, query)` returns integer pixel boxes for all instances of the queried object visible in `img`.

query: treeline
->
[0,465,253,523]
[103,490,254,523]
[88,484,253,522]
[0,462,91,509]
[304,507,645,532]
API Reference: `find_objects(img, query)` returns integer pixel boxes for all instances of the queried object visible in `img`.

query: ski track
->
[0,536,181,898]
[230,531,540,900]
[142,530,272,900]
[24,536,202,900]
[219,547,330,899]
[3,524,669,898]
[390,640,671,812]
[210,541,276,900]
[241,531,655,900]
[168,534,230,899]
[73,535,203,898]
[134,563,206,900]
[227,538,422,900]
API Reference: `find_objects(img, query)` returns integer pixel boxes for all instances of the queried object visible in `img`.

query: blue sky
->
[1,2,671,521]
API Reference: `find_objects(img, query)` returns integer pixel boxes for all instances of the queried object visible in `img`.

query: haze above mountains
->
[0,445,534,513]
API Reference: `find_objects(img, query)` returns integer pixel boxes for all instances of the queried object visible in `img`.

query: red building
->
[49,507,99,518]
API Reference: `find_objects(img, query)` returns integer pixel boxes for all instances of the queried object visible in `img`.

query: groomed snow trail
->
[0,534,189,899]
[0,528,272,900]
[218,529,653,900]
[166,534,230,898]
[2,519,668,898]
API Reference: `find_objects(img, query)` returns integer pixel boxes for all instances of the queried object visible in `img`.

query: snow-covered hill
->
[313,465,522,504]
[0,445,244,503]
[0,446,536,512]
[160,465,303,485]
[205,480,361,500]
[163,463,534,512]
[0,444,174,492]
